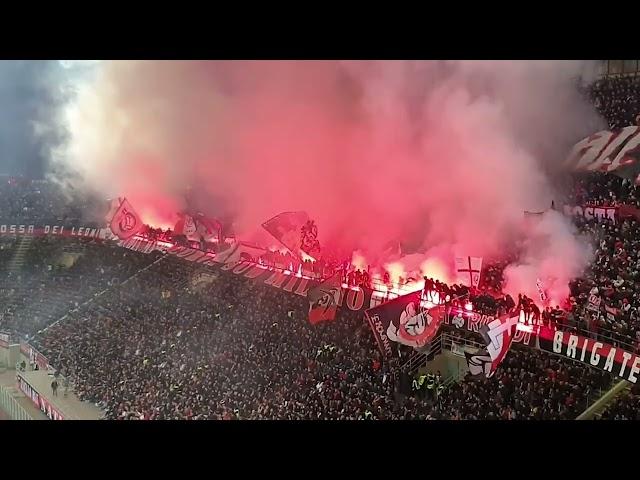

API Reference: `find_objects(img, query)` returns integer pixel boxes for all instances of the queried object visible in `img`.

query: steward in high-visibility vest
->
[426,373,435,399]
[418,374,427,399]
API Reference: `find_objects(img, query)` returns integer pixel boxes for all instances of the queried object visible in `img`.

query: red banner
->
[618,204,640,222]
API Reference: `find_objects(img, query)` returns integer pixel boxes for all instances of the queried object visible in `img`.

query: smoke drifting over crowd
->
[49,61,605,299]
[0,60,69,178]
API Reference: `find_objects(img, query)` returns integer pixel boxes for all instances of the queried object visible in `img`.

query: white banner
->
[587,294,602,312]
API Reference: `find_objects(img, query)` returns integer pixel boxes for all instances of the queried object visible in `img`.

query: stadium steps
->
[7,235,34,272]
[577,380,632,420]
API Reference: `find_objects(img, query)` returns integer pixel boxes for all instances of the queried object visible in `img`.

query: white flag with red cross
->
[454,256,483,288]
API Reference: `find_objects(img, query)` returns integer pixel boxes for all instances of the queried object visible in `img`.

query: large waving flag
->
[262,211,320,259]
[478,311,519,377]
[365,290,445,358]
[454,256,483,288]
[387,302,446,350]
[307,272,342,325]
[365,290,421,359]
[108,198,144,240]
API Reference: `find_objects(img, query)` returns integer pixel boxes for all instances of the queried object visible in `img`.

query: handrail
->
[577,380,630,420]
[401,335,444,374]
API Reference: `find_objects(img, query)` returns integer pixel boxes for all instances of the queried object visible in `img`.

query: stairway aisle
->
[7,235,34,273]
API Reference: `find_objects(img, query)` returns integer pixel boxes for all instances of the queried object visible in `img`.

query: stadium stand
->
[1,71,640,420]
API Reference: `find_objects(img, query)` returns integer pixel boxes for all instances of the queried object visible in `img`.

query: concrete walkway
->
[18,369,104,420]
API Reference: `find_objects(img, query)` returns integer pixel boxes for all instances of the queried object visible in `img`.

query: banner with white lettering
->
[0,224,109,239]
[537,327,640,384]
[563,205,618,223]
[443,306,533,346]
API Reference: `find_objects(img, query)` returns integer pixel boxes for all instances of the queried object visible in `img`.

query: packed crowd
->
[0,178,103,227]
[433,347,613,420]
[35,257,407,420]
[26,250,615,421]
[589,75,640,130]
[0,236,155,339]
[598,383,640,420]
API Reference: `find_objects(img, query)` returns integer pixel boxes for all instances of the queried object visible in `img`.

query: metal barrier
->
[402,335,444,375]
[577,380,631,420]
[0,383,32,420]
[402,333,484,379]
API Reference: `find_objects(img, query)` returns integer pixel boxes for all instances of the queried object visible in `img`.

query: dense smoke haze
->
[0,60,69,178]
[46,60,606,300]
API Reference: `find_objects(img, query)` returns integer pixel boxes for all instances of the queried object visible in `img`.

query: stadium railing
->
[0,383,32,420]
[402,333,483,377]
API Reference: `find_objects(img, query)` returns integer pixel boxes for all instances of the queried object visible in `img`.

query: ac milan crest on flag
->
[455,256,483,288]
[307,272,342,325]
[108,198,144,240]
[479,311,519,376]
[465,349,493,378]
[262,211,320,259]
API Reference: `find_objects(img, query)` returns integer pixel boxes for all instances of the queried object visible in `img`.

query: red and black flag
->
[262,211,321,259]
[365,290,445,359]
[307,272,342,325]
[479,311,519,377]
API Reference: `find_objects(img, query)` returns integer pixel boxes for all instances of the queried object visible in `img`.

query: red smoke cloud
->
[51,61,604,293]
